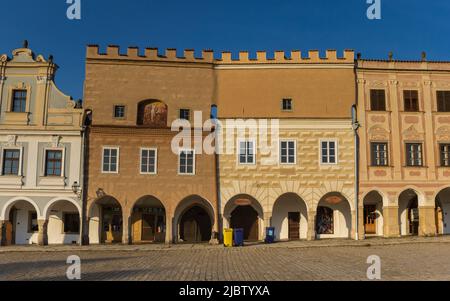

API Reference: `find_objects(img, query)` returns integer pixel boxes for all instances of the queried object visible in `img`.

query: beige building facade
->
[357,58,450,238]
[82,46,359,244]
[215,50,358,241]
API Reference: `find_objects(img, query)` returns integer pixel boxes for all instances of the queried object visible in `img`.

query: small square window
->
[282,99,293,111]
[179,109,190,120]
[114,105,125,118]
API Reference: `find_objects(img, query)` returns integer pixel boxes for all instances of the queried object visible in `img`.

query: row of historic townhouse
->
[0,43,450,246]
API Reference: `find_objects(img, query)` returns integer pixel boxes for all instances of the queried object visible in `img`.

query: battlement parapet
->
[86,45,354,65]
[86,45,215,63]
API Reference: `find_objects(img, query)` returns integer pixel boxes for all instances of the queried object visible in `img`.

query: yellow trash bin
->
[223,228,233,247]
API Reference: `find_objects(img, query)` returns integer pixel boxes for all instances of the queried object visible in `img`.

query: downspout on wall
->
[352,105,360,241]
[81,109,92,245]
[211,105,222,243]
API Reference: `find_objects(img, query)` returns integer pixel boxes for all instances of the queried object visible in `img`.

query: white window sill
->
[0,175,23,188]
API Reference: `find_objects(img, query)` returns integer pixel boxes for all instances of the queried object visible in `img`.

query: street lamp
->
[72,181,81,199]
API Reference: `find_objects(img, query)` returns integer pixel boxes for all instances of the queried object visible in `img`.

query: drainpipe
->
[81,110,92,245]
[212,107,222,243]
[352,104,361,241]
[78,122,86,246]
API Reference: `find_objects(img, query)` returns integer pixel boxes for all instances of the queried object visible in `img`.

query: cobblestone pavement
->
[1,237,450,281]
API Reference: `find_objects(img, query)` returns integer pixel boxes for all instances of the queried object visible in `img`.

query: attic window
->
[12,90,27,113]
[114,105,126,118]
[282,98,293,111]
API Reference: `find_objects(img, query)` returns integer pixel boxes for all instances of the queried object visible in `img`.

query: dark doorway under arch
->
[399,190,419,236]
[230,206,259,241]
[179,206,212,243]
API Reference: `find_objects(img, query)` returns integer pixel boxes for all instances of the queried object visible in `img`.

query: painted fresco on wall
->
[138,100,168,127]
[316,206,334,234]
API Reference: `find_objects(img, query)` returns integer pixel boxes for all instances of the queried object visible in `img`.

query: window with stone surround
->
[2,149,21,175]
[113,105,126,118]
[406,143,423,167]
[440,144,450,167]
[280,140,296,164]
[371,142,389,166]
[404,90,419,112]
[45,150,63,176]
[437,91,450,112]
[370,89,386,111]
[12,90,27,112]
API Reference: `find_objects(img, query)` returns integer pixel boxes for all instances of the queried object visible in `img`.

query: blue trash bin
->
[233,228,244,246]
[265,227,275,243]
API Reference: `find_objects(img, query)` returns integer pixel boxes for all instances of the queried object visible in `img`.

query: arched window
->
[137,100,168,127]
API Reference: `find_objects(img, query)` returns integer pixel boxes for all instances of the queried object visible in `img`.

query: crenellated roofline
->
[86,44,355,65]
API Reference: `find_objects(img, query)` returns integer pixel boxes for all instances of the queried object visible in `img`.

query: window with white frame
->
[321,140,337,164]
[179,149,195,175]
[371,142,389,166]
[102,147,119,173]
[141,148,157,174]
[440,144,450,167]
[2,149,21,175]
[406,143,423,167]
[280,140,296,164]
[238,140,255,164]
[113,105,126,118]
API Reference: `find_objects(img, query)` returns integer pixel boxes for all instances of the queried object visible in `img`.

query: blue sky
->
[1,0,449,100]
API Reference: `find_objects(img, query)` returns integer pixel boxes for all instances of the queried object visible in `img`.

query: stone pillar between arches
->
[382,206,400,238]
[37,219,48,246]
[307,210,316,241]
[419,206,437,237]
